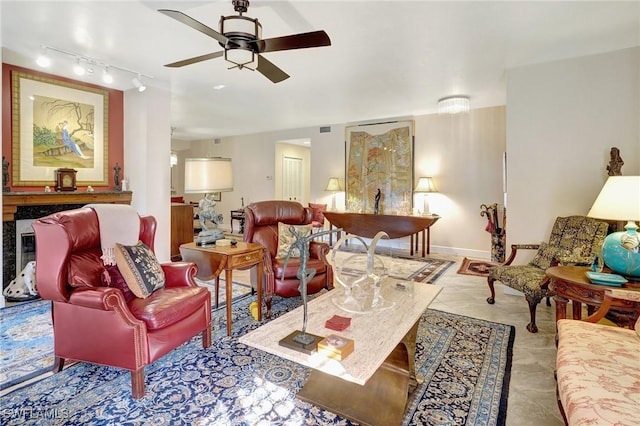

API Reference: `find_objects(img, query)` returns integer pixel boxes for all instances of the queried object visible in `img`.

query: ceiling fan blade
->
[257,55,290,83]
[165,51,224,68]
[257,30,331,53]
[158,9,229,46]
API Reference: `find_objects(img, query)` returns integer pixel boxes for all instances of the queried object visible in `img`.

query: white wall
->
[170,48,639,259]
[506,47,640,263]
[177,107,507,258]
[124,86,172,262]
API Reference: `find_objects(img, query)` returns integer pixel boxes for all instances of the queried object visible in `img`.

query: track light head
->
[102,67,114,84]
[73,58,85,76]
[132,74,146,92]
[36,47,51,68]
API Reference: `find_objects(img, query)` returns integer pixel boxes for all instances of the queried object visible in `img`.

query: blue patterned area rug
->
[0,281,251,391]
[0,293,513,425]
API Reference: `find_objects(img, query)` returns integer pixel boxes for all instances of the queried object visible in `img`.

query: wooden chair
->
[487,216,608,333]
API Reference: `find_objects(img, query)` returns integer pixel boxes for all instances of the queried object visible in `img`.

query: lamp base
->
[602,222,640,279]
[196,229,224,246]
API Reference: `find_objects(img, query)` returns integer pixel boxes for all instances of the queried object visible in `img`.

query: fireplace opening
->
[20,233,36,271]
[15,219,36,274]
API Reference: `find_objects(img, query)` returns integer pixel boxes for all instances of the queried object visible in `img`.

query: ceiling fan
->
[159,0,331,83]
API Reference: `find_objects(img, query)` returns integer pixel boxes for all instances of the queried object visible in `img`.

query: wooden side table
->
[180,241,264,336]
[546,265,640,328]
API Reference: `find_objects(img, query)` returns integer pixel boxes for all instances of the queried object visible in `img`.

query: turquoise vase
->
[602,222,640,279]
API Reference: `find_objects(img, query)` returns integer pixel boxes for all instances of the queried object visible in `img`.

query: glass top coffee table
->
[239,278,442,425]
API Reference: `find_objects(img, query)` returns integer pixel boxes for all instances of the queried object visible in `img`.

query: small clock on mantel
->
[55,168,77,191]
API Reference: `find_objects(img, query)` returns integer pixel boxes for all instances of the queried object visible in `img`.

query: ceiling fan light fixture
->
[220,15,262,39]
[225,48,255,68]
[438,96,470,114]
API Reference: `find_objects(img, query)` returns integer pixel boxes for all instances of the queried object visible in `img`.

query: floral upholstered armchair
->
[556,289,640,425]
[487,216,608,333]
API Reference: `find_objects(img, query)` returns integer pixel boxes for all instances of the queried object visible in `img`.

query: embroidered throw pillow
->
[101,265,136,302]
[115,241,165,298]
[276,222,313,259]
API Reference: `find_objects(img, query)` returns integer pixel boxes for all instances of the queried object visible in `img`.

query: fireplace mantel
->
[3,191,133,222]
[3,190,133,287]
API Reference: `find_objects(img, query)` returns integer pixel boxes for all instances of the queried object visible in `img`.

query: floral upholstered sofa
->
[555,288,640,425]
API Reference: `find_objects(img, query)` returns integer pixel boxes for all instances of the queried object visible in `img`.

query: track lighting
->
[35,47,51,68]
[34,44,153,91]
[102,67,113,84]
[73,58,86,76]
[132,74,146,92]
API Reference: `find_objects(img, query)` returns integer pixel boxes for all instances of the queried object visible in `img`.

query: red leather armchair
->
[244,201,333,317]
[33,207,211,399]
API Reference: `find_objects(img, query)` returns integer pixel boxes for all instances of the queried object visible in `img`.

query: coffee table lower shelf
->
[298,342,410,426]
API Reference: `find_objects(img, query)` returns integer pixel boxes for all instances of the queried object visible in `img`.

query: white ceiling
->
[2,1,639,141]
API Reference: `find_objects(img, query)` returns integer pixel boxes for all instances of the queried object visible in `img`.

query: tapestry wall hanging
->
[345,120,414,215]
[11,70,109,186]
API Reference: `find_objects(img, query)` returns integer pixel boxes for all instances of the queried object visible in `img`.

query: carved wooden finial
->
[606,147,624,176]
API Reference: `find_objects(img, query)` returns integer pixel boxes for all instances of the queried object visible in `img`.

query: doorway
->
[275,140,310,203]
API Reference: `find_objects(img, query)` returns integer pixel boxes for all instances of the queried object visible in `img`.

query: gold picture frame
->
[345,120,414,215]
[11,70,109,186]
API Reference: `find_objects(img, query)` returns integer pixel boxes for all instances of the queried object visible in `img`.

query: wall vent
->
[319,126,331,133]
[214,138,222,144]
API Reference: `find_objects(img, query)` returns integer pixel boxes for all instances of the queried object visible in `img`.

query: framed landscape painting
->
[11,70,109,186]
[345,120,414,215]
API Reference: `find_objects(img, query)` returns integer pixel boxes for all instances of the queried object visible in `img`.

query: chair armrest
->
[68,287,130,310]
[309,241,331,264]
[161,262,198,288]
[503,244,540,265]
[584,289,640,323]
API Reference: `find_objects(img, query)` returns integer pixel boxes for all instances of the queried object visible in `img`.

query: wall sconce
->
[414,177,438,215]
[325,177,344,211]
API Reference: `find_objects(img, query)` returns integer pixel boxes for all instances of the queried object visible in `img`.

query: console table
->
[323,212,440,257]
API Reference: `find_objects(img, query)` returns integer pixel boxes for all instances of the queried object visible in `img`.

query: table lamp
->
[325,177,344,211]
[184,157,234,245]
[414,177,438,215]
[587,175,640,279]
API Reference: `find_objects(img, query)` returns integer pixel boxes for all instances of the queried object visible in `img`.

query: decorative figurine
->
[278,226,342,353]
[606,147,624,176]
[2,156,10,192]
[195,193,224,245]
[114,163,122,191]
[374,188,381,214]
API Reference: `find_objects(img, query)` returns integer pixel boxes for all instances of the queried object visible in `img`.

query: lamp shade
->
[184,158,233,194]
[414,177,438,193]
[587,175,640,278]
[325,177,344,192]
[587,176,640,221]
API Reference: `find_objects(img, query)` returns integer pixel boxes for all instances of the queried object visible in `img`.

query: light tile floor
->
[234,253,565,426]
